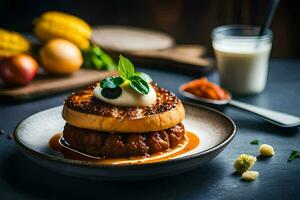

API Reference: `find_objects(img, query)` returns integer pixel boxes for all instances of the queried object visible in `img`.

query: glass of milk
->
[212,25,272,95]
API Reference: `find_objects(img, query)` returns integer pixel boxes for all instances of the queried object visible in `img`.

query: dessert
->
[61,55,186,158]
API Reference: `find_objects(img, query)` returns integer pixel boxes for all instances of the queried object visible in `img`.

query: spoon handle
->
[228,100,300,128]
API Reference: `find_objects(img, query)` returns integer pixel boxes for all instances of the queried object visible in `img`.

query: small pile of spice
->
[182,78,229,100]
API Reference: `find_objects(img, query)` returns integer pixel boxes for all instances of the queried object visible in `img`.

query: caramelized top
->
[64,83,180,119]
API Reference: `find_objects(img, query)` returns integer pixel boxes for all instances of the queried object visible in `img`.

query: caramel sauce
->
[49,131,200,165]
[48,133,63,152]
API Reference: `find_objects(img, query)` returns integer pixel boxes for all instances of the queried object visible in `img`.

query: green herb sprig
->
[82,44,116,71]
[100,55,152,95]
[250,139,259,145]
[288,150,300,162]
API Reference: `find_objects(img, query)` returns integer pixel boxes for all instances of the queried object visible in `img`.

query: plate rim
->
[13,101,237,169]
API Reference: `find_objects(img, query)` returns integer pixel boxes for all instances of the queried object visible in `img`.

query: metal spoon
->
[179,85,300,128]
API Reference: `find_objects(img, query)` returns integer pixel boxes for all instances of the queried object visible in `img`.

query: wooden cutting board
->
[92,26,214,75]
[0,69,117,101]
[1,26,211,101]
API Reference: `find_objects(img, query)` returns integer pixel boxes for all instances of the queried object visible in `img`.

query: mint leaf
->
[118,55,135,79]
[102,56,152,95]
[288,150,300,162]
[100,76,124,89]
[250,140,259,145]
[134,72,152,83]
[129,76,149,95]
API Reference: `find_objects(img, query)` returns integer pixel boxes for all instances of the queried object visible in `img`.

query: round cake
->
[61,56,186,158]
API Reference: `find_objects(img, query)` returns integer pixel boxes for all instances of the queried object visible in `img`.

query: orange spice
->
[182,78,229,100]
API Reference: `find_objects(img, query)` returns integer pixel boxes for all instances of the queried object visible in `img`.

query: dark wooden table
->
[0,59,299,199]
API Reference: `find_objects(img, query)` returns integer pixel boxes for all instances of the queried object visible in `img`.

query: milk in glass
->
[212,25,272,95]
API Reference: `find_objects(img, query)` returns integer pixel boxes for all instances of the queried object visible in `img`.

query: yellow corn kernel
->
[259,144,274,156]
[242,171,259,181]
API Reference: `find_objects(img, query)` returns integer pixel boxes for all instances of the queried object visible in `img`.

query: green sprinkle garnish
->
[288,150,300,162]
[250,140,259,145]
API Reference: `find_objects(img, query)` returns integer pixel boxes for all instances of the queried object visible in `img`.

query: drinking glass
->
[212,25,273,95]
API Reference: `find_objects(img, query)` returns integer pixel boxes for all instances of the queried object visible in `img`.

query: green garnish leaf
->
[100,55,151,95]
[250,140,259,145]
[134,72,153,83]
[82,44,116,71]
[129,76,149,95]
[100,76,124,89]
[118,55,135,79]
[288,150,300,162]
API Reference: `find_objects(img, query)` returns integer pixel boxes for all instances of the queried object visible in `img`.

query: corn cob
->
[34,11,92,49]
[0,29,30,57]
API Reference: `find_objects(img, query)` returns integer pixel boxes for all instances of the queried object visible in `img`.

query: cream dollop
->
[93,84,157,107]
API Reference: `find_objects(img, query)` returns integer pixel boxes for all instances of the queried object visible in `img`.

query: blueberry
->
[101,87,122,99]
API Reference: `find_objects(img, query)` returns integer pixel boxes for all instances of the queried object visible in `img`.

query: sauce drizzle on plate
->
[49,131,199,165]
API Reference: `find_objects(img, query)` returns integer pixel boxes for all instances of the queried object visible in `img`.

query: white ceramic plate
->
[14,103,236,181]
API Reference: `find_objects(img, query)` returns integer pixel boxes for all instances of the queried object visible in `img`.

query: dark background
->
[0,0,299,58]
